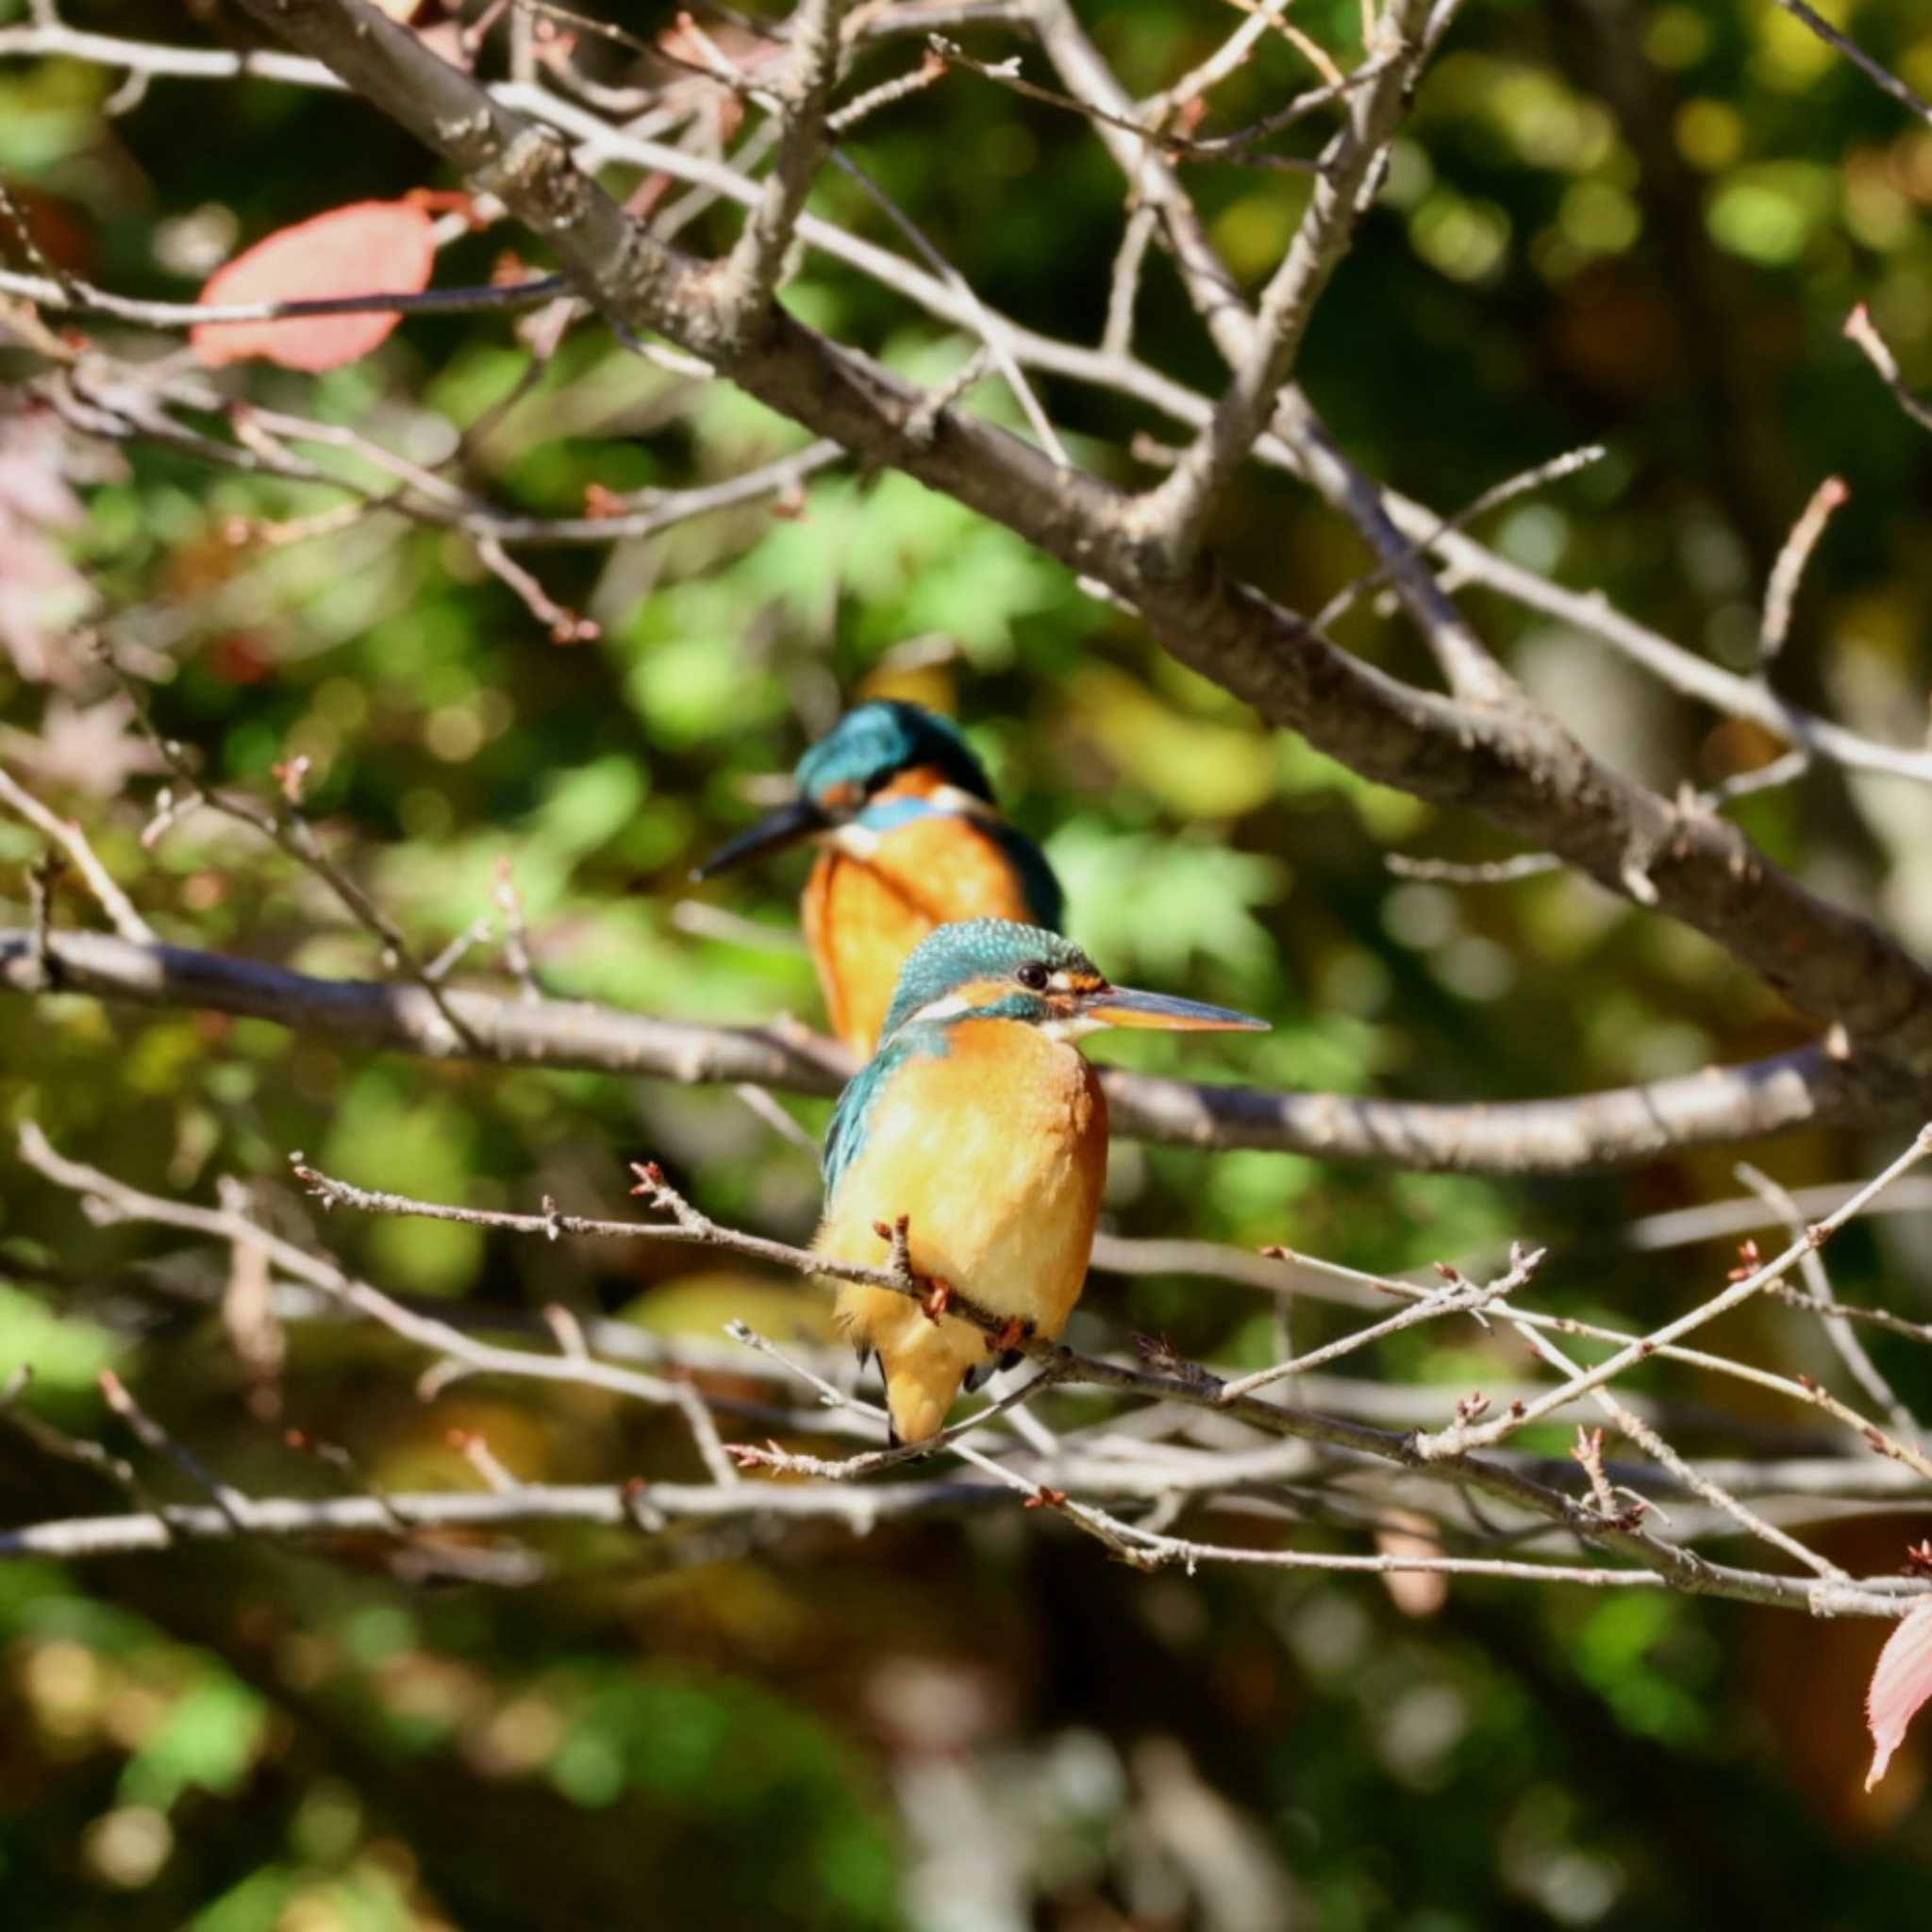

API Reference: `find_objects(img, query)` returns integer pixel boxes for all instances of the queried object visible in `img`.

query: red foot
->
[1024,1486,1068,1511]
[985,1316,1027,1355]
[920,1277,954,1323]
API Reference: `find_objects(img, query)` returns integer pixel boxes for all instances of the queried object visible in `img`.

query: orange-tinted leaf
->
[1865,1598,1932,1791]
[191,201,436,373]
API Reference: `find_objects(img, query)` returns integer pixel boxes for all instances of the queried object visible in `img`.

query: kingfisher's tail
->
[879,1355,962,1444]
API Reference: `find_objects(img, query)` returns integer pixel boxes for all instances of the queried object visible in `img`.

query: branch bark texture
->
[217,0,1932,1091]
[0,927,1899,1173]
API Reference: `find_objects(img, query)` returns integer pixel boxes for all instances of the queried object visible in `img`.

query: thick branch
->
[0,927,1904,1170]
[12,22,1932,792]
[66,0,1932,1081]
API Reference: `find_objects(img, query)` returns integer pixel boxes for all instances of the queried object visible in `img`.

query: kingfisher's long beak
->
[1075,986,1270,1032]
[691,797,829,881]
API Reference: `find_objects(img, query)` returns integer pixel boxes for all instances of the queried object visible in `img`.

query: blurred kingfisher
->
[693,702,1063,1056]
[815,919,1266,1444]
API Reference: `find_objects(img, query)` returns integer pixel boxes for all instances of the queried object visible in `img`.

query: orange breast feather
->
[803,813,1041,1055]
[816,1021,1107,1441]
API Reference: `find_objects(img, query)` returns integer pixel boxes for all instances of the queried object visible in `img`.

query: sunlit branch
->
[0,927,1903,1171]
[710,0,858,339]
[1129,0,1436,575]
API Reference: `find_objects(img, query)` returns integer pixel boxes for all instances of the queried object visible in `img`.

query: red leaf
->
[1865,1598,1932,1791]
[191,201,436,373]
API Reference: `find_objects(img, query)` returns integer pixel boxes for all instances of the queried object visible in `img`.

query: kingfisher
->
[693,702,1063,1056]
[814,919,1266,1444]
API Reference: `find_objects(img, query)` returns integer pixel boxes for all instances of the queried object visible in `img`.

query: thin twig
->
[0,264,568,331]
[927,35,1318,172]
[98,1370,257,1535]
[1416,1126,1932,1460]
[1483,1279,1847,1580]
[1313,442,1605,633]
[1844,302,1932,436]
[1101,202,1158,361]
[1386,749,1811,887]
[1218,1244,1545,1401]
[0,764,155,944]
[1129,0,1434,572]
[1767,0,1931,126]
[491,856,541,998]
[1736,1162,1924,1446]
[1758,475,1849,665]
[711,0,858,338]
[825,45,947,130]
[0,1369,168,1524]
[100,654,490,1050]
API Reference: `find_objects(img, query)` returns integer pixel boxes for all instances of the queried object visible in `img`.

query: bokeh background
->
[4,0,1932,1924]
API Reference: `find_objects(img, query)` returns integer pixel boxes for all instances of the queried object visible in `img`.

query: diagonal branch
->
[1416,1124,1932,1462]
[709,0,858,341]
[1736,1161,1924,1446]
[1768,0,1931,126]
[106,0,1932,1088]
[21,24,1931,785]
[1129,0,1435,575]
[0,764,154,944]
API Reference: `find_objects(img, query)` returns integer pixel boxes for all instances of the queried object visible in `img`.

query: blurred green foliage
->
[4,0,1932,1924]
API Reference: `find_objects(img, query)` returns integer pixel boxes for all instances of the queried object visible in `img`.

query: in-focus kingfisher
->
[814,919,1266,1444]
[693,702,1063,1056]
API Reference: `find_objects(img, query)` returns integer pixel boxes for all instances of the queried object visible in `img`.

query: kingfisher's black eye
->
[1016,960,1050,991]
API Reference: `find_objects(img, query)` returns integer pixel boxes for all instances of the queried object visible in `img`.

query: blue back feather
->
[987,820,1064,932]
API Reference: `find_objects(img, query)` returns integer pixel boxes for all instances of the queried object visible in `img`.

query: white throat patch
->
[828,822,882,859]
[1039,1012,1108,1041]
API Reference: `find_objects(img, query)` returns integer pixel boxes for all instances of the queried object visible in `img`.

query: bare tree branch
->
[14,1122,1932,1616]
[1845,300,1932,436]
[1758,475,1850,665]
[710,0,858,339]
[0,764,154,944]
[1767,0,1932,125]
[1417,1126,1932,1462]
[1736,1162,1924,1445]
[1,926,1907,1171]
[1216,1242,1547,1402]
[0,263,567,329]
[1130,0,1435,574]
[11,23,1931,777]
[27,0,1923,1103]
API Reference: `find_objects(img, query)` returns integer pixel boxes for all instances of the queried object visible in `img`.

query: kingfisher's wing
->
[821,1063,874,1201]
[822,1028,942,1201]
[986,821,1064,932]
